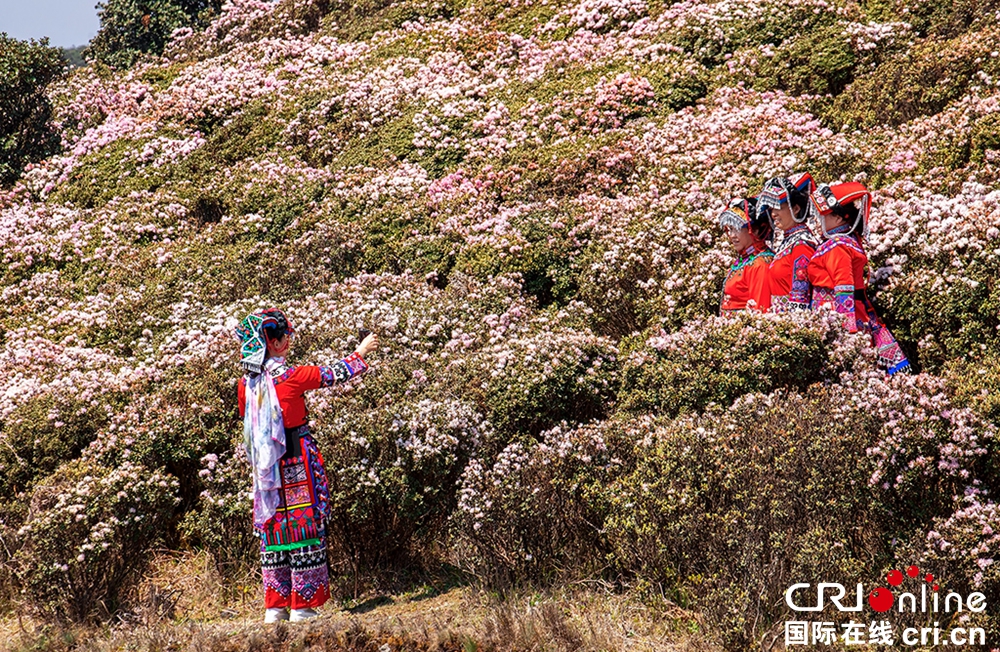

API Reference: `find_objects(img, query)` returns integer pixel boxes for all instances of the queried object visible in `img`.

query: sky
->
[0,0,101,48]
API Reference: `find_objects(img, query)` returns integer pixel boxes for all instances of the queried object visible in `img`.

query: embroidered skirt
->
[261,537,331,609]
[256,428,333,609]
[255,429,331,551]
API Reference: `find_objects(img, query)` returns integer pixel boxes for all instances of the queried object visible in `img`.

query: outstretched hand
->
[357,332,379,357]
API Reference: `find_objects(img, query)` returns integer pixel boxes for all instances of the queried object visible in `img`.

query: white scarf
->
[244,357,287,527]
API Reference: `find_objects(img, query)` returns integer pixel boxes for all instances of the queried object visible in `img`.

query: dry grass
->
[0,553,721,652]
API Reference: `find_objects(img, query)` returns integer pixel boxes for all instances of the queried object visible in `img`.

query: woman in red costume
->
[758,173,820,312]
[807,182,910,375]
[719,196,773,313]
[235,309,379,622]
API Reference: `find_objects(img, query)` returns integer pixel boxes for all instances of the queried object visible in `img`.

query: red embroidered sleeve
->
[297,352,370,391]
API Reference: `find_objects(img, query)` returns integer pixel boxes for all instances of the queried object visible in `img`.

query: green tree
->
[61,45,87,68]
[86,0,224,69]
[0,34,65,187]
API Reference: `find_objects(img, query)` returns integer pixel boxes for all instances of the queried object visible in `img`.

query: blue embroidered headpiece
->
[235,308,294,375]
[758,172,816,224]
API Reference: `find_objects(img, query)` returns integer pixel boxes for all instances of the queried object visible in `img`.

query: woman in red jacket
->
[236,308,379,622]
[719,196,773,313]
[807,182,910,374]
[758,173,820,312]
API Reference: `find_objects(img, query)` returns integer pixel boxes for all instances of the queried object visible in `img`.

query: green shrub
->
[664,1,843,67]
[452,206,581,308]
[183,99,284,160]
[0,394,115,496]
[755,25,857,97]
[637,54,709,111]
[907,109,1000,177]
[87,0,224,69]
[179,449,258,580]
[8,461,179,622]
[827,32,1000,129]
[605,370,996,649]
[617,311,866,417]
[946,355,1000,426]
[0,34,65,186]
[605,387,891,648]
[348,200,460,278]
[327,0,462,45]
[476,322,619,439]
[52,137,163,208]
[882,255,1000,372]
[863,0,1000,39]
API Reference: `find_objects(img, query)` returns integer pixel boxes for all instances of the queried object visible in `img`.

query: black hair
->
[832,202,863,237]
[750,216,773,243]
[745,197,773,243]
[831,200,860,225]
[788,187,810,222]
[261,309,290,342]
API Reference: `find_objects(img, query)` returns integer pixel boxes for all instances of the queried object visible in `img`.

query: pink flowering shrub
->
[453,420,637,587]
[575,203,719,336]
[84,360,238,484]
[320,398,490,573]
[919,499,1000,636]
[859,372,997,524]
[869,180,1000,369]
[5,461,180,621]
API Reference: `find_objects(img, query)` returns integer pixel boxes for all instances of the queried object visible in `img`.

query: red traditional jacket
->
[721,243,773,313]
[238,352,368,429]
[769,224,819,312]
[807,231,868,333]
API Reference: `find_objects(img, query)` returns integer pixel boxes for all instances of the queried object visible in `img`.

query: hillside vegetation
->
[1,0,1000,649]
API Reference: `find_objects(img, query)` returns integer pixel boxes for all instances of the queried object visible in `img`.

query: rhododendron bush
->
[2,0,1000,646]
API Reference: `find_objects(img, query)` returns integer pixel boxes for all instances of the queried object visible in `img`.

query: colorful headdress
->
[235,308,295,375]
[758,172,817,225]
[811,181,872,240]
[718,196,758,231]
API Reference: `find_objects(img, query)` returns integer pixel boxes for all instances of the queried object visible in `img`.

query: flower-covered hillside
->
[2,0,1000,648]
